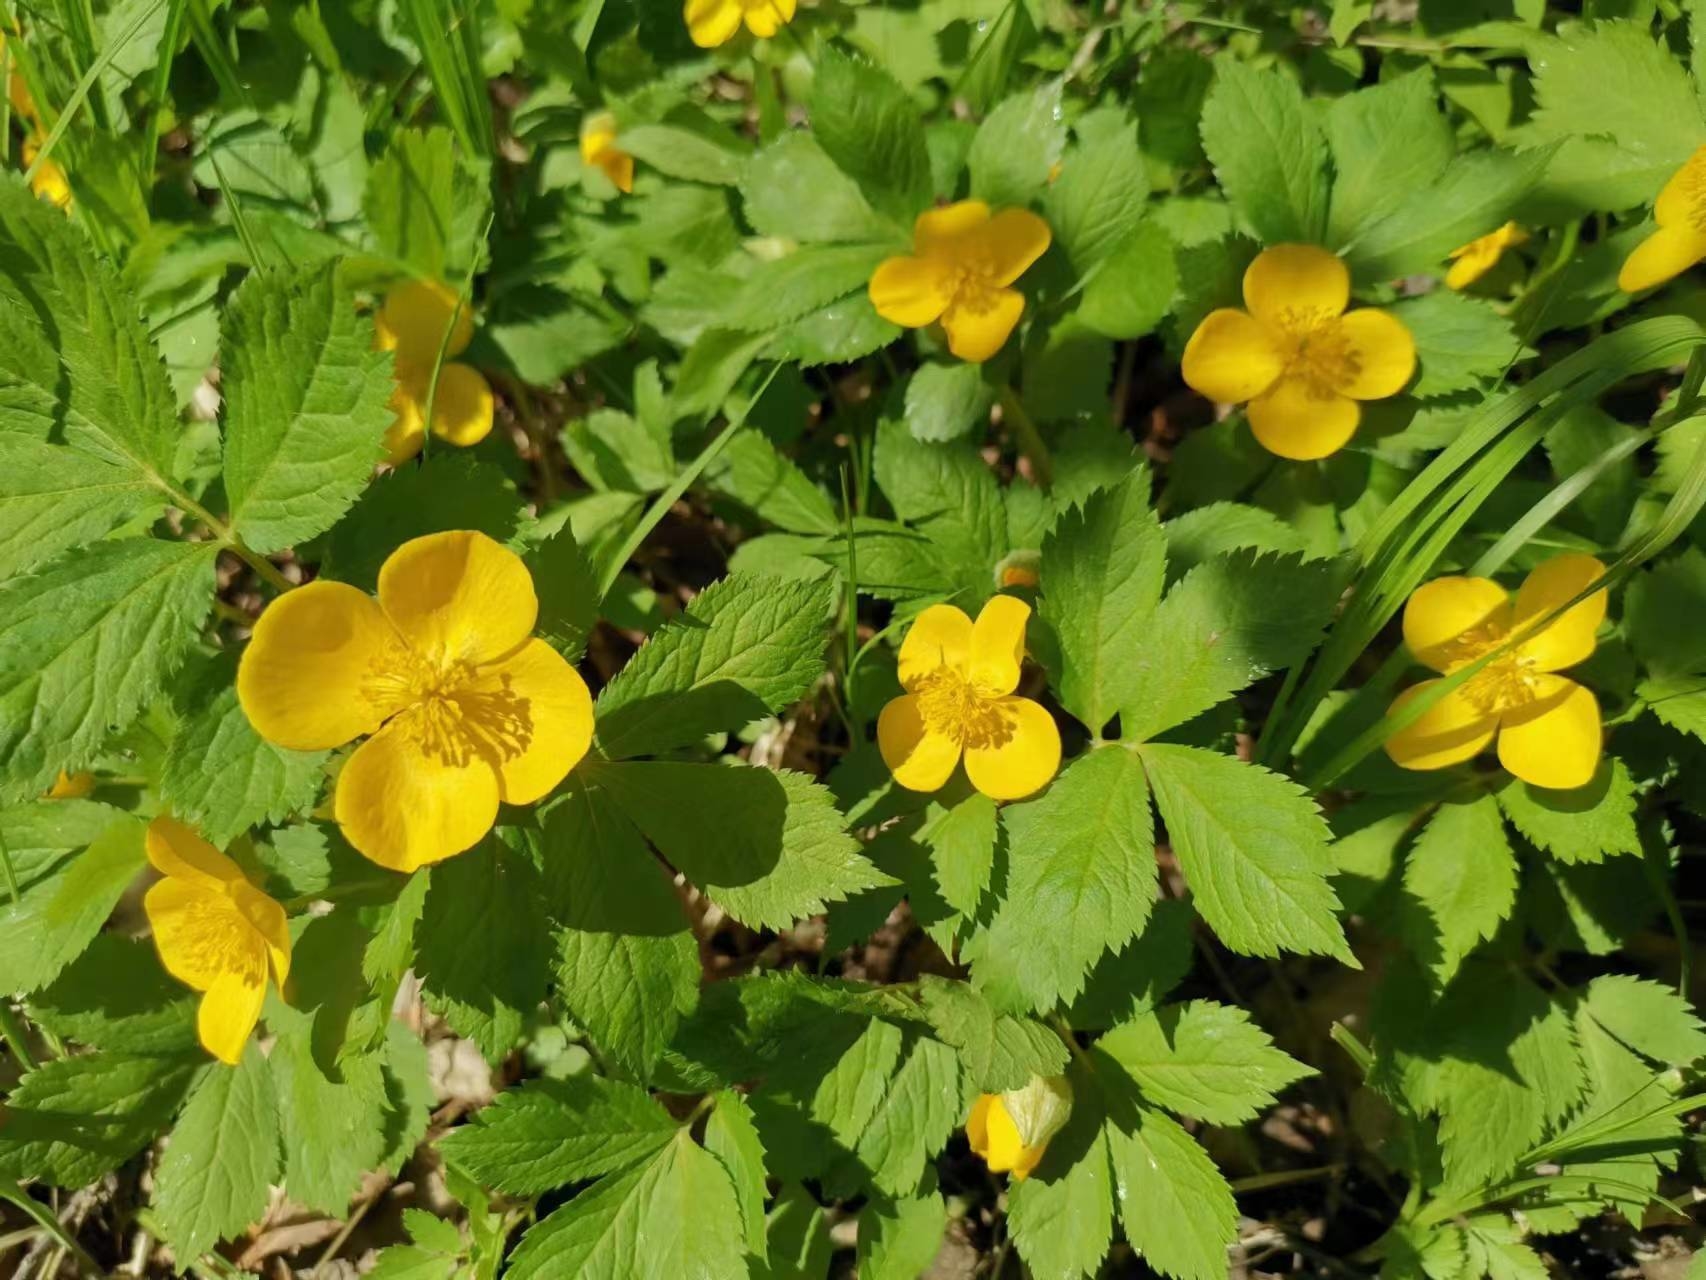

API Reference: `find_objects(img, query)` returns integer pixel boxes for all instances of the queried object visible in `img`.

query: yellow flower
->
[1180,243,1416,461]
[877,596,1061,801]
[237,530,595,872]
[869,200,1052,364]
[46,770,94,799]
[21,137,70,209]
[967,1075,1072,1181]
[142,816,290,1066]
[684,0,796,47]
[1384,554,1608,791]
[580,112,633,194]
[1445,221,1527,291]
[1620,144,1706,293]
[2,32,36,120]
[374,279,494,464]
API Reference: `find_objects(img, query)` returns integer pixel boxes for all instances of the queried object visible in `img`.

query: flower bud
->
[966,1074,1073,1180]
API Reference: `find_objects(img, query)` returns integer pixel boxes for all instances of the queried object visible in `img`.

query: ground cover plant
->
[3,0,1706,1276]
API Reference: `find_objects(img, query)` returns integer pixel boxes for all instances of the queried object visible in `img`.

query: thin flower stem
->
[0,1003,37,1072]
[997,386,1054,490]
[172,491,295,594]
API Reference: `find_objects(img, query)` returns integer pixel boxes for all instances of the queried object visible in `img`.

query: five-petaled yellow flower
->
[1620,144,1706,294]
[878,596,1061,801]
[1385,554,1608,791]
[967,1075,1073,1181]
[580,112,633,194]
[869,200,1052,364]
[237,531,595,872]
[1446,221,1526,291]
[143,816,291,1066]
[685,0,795,47]
[374,279,494,465]
[1181,243,1416,461]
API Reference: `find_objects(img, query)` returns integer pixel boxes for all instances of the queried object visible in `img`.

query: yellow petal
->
[25,146,71,210]
[963,697,1060,801]
[1402,575,1509,673]
[1336,308,1416,400]
[685,0,744,46]
[974,1094,1030,1174]
[877,694,963,793]
[596,149,634,193]
[48,770,94,799]
[1497,676,1601,790]
[915,200,992,253]
[465,638,594,804]
[426,362,495,447]
[966,1093,994,1159]
[580,112,620,166]
[231,880,292,987]
[146,815,244,885]
[869,255,955,329]
[1382,679,1499,772]
[377,530,537,665]
[1445,223,1525,290]
[238,580,399,751]
[1618,223,1706,293]
[1510,553,1607,672]
[898,604,974,689]
[942,287,1025,363]
[384,376,427,464]
[198,967,267,1067]
[1242,243,1349,324]
[332,708,502,872]
[376,279,474,362]
[742,0,796,37]
[1181,308,1285,405]
[1654,146,1706,227]
[1245,378,1360,460]
[144,879,257,990]
[969,594,1029,695]
[976,208,1052,286]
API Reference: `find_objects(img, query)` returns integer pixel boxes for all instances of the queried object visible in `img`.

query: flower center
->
[914,667,1013,750]
[1271,307,1361,397]
[943,254,1003,314]
[178,892,266,984]
[1435,622,1540,717]
[362,645,533,768]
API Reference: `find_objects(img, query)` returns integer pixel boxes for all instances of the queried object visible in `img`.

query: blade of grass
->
[396,0,492,158]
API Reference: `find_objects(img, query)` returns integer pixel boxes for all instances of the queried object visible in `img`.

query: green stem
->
[997,386,1053,489]
[173,492,294,594]
[0,1003,37,1071]
[0,1179,102,1278]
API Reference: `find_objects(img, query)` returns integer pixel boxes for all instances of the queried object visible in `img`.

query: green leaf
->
[1040,470,1167,732]
[0,538,217,794]
[1161,503,1310,582]
[1065,899,1196,1031]
[0,436,156,578]
[0,1051,196,1187]
[1007,1091,1114,1280]
[366,1246,460,1280]
[28,934,197,1055]
[272,1027,389,1214]
[1140,745,1352,962]
[856,1190,946,1280]
[527,525,600,663]
[1325,70,1454,244]
[153,1046,282,1261]
[720,243,894,333]
[917,977,1069,1092]
[1119,551,1340,743]
[852,1031,969,1195]
[221,262,393,552]
[968,82,1067,208]
[1198,61,1330,245]
[1104,1106,1237,1280]
[904,362,993,444]
[1078,221,1178,341]
[1388,291,1525,399]
[597,762,890,930]
[505,1133,746,1280]
[704,1091,768,1253]
[563,407,675,493]
[0,813,147,994]
[1096,1001,1313,1124]
[765,293,900,367]
[620,124,747,185]
[741,133,896,244]
[971,748,1157,1011]
[440,1075,678,1195]
[921,791,998,916]
[1021,316,1113,423]
[1626,548,1706,680]
[363,126,490,280]
[1398,795,1518,987]
[1495,759,1640,864]
[1044,123,1149,269]
[705,430,839,535]
[1581,973,1706,1067]
[594,573,834,759]
[872,416,1007,598]
[810,45,932,223]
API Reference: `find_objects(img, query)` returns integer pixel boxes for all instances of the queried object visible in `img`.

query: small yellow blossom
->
[142,816,290,1066]
[869,201,1052,364]
[1181,243,1416,461]
[877,596,1060,801]
[1620,144,1706,293]
[2,32,35,120]
[580,112,633,194]
[21,137,70,209]
[967,1075,1073,1180]
[374,279,493,464]
[1385,554,1608,791]
[237,530,594,872]
[1445,221,1527,291]
[46,770,94,799]
[685,0,796,46]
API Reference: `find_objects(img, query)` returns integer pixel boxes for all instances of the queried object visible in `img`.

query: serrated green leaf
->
[153,1046,282,1261]
[1398,794,1518,988]
[1161,503,1310,583]
[1104,1105,1237,1280]
[272,1027,389,1214]
[563,407,674,493]
[855,1032,970,1195]
[705,1091,768,1253]
[527,525,600,663]
[1198,61,1330,245]
[363,126,489,280]
[968,82,1066,208]
[28,934,197,1055]
[1140,744,1351,962]
[0,538,216,794]
[1044,123,1148,269]
[365,1245,459,1280]
[619,124,746,185]
[1064,898,1196,1031]
[595,573,834,760]
[1097,1001,1313,1124]
[917,977,1069,1092]
[0,813,147,994]
[1582,973,1706,1067]
[1078,220,1177,341]
[0,1051,196,1187]
[904,362,993,444]
[921,791,998,917]
[765,292,901,367]
[741,133,896,244]
[0,436,156,578]
[1325,70,1453,244]
[705,430,839,535]
[1389,290,1526,399]
[872,416,1006,599]
[856,1190,946,1280]
[1625,548,1706,680]
[719,243,892,334]
[1007,1069,1114,1280]
[811,46,932,223]
[1495,759,1640,864]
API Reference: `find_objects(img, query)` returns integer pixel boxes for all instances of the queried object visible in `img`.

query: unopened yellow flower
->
[374,279,493,464]
[21,137,69,209]
[580,112,633,194]
[1385,554,1608,791]
[142,816,290,1066]
[869,200,1052,364]
[238,531,594,872]
[967,1075,1072,1181]
[46,770,94,799]
[1620,145,1706,293]
[1445,221,1527,291]
[685,0,795,46]
[877,596,1061,801]
[1181,243,1416,461]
